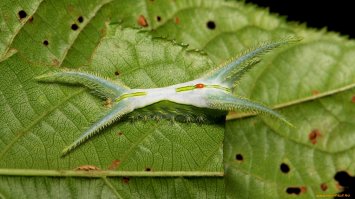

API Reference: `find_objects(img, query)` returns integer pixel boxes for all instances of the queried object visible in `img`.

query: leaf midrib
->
[226,83,355,120]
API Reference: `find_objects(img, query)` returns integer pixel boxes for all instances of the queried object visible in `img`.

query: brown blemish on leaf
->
[114,71,120,76]
[122,177,130,184]
[108,159,121,170]
[320,183,328,191]
[352,96,355,103]
[300,186,307,193]
[117,132,123,136]
[175,17,180,24]
[137,15,148,27]
[28,16,34,23]
[309,129,321,144]
[104,98,112,108]
[312,90,320,95]
[52,59,60,66]
[75,165,100,171]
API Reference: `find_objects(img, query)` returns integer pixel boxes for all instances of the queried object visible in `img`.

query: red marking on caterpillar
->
[195,83,204,88]
[137,15,148,27]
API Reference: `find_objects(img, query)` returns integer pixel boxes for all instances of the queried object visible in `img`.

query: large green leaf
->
[1,0,354,198]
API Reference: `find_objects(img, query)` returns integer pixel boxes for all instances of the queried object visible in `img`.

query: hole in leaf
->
[309,129,321,144]
[122,177,130,183]
[137,15,148,27]
[320,183,328,191]
[334,171,355,196]
[175,17,180,24]
[156,16,161,22]
[206,20,216,30]
[286,187,301,195]
[114,71,120,76]
[145,167,151,171]
[71,24,79,31]
[280,163,290,173]
[43,40,49,46]
[235,154,243,161]
[78,16,84,23]
[18,10,27,19]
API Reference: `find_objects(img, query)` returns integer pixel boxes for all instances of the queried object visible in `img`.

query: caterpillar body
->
[36,37,298,157]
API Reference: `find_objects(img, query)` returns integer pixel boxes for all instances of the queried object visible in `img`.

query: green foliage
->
[0,0,354,198]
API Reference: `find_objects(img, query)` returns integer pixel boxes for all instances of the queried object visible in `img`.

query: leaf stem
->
[0,169,224,178]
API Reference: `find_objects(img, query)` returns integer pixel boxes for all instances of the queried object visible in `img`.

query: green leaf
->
[1,0,354,198]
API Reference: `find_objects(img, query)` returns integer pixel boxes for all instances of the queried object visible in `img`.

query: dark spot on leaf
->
[156,16,161,22]
[320,183,328,191]
[352,96,355,103]
[117,131,123,136]
[175,17,180,24]
[43,40,49,46]
[18,10,27,19]
[71,24,79,31]
[309,129,321,144]
[114,71,120,76]
[108,159,121,170]
[122,177,130,183]
[312,90,320,95]
[28,16,34,23]
[137,15,148,27]
[235,154,243,161]
[286,187,301,195]
[334,171,355,196]
[78,16,84,23]
[280,163,290,173]
[206,20,216,30]
[145,167,151,171]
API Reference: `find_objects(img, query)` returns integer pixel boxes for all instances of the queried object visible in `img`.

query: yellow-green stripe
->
[115,92,147,102]
[176,85,230,93]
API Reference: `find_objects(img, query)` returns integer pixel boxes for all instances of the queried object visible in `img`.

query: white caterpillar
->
[36,37,298,156]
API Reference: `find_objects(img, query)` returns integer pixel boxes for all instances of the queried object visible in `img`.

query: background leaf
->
[1,0,354,198]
